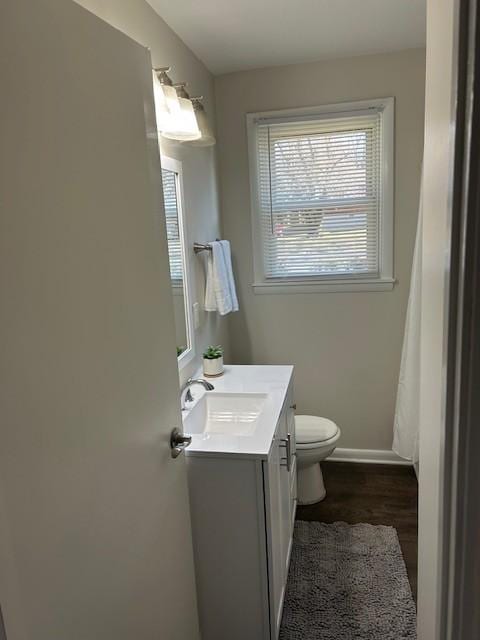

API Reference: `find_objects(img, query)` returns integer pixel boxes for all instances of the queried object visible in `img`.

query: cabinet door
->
[279,388,297,582]
[264,403,296,637]
[285,385,297,534]
[277,406,293,584]
[264,424,285,639]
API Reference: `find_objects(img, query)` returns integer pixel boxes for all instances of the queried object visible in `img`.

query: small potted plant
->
[203,345,224,377]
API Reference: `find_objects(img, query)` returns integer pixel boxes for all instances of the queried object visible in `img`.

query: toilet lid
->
[295,415,339,444]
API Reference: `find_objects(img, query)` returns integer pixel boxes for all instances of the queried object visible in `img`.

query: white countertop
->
[183,365,293,459]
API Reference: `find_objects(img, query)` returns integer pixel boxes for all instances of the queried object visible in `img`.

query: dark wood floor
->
[296,461,418,600]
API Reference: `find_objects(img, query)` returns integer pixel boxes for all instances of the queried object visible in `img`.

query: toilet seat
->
[295,415,340,450]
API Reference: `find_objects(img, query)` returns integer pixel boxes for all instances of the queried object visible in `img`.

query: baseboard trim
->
[327,447,412,466]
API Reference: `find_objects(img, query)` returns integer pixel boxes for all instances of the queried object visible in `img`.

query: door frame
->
[439,0,480,637]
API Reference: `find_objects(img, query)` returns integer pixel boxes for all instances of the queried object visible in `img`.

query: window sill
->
[252,278,396,294]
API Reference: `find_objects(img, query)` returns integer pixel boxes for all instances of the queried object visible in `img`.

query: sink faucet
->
[181,378,214,408]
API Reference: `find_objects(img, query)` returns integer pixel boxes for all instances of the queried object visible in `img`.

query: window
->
[247,99,394,293]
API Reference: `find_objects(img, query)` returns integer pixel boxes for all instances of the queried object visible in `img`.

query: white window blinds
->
[161,168,183,282]
[253,109,383,280]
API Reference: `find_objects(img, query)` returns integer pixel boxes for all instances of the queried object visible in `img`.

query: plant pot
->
[203,355,224,377]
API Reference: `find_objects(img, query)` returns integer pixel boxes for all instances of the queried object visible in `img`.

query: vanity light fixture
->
[167,83,201,142]
[152,67,182,137]
[190,97,216,147]
[153,68,200,141]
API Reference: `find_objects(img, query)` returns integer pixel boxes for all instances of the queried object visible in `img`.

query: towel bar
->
[194,239,222,254]
[193,242,212,253]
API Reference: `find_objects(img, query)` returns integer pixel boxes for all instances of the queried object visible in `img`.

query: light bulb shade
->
[161,97,201,141]
[152,71,174,132]
[190,108,216,147]
[152,72,200,141]
[162,84,183,119]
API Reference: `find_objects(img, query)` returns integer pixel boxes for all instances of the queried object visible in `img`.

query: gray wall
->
[75,0,230,384]
[215,48,425,450]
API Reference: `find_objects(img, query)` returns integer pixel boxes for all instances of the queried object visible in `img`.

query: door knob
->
[170,428,192,458]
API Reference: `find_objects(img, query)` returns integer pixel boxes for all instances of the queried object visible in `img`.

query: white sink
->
[184,392,269,437]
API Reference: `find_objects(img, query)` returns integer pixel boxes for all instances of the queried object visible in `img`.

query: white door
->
[0,1,200,639]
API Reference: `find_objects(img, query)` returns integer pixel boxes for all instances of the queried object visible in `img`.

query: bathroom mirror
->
[160,156,195,369]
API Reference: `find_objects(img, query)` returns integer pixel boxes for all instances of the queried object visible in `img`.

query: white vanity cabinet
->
[185,377,296,640]
[263,382,297,637]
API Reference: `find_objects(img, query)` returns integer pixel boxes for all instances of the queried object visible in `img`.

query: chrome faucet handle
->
[187,377,215,390]
[181,378,215,409]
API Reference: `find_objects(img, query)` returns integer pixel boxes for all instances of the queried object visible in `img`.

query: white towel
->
[204,240,239,316]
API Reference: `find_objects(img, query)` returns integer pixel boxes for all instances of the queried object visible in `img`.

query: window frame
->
[246,98,395,294]
[161,165,183,286]
[160,155,196,371]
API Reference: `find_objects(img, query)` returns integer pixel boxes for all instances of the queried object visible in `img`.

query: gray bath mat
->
[280,521,416,639]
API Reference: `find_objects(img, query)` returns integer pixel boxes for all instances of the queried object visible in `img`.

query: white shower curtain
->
[393,183,422,463]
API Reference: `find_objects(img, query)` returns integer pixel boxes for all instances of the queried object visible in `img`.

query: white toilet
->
[295,415,341,504]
